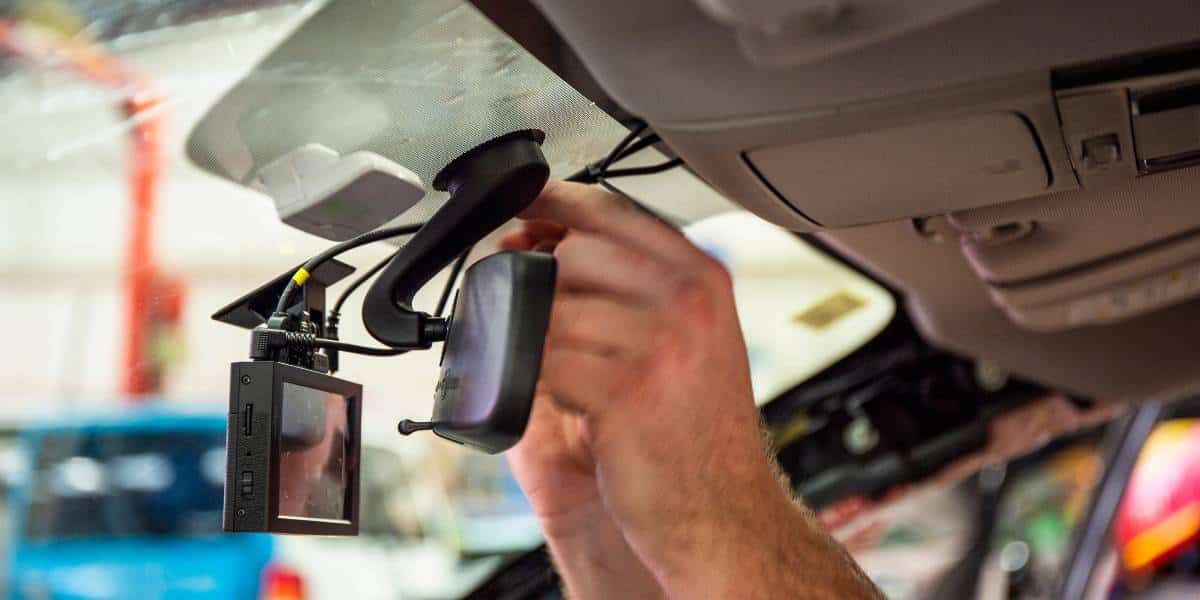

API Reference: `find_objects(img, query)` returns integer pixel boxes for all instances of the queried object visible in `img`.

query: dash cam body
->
[225,361,361,535]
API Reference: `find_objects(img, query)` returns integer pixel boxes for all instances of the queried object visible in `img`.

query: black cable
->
[602,157,684,179]
[612,133,660,162]
[328,242,471,327]
[601,121,649,170]
[331,249,400,316]
[317,246,461,356]
[563,166,594,184]
[558,121,685,227]
[313,337,408,356]
[280,119,680,362]
[566,157,682,184]
[561,119,684,224]
[274,222,423,315]
[563,116,686,184]
[435,246,472,317]
[321,241,466,359]
[253,329,410,358]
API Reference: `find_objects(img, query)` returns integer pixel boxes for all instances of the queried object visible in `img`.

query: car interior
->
[5,0,1200,598]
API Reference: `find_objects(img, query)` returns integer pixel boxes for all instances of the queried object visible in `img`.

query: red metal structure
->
[0,20,176,398]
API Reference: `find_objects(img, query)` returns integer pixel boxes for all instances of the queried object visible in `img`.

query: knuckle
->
[669,272,713,315]
[663,261,734,327]
[696,253,733,291]
[540,179,566,196]
[622,245,660,276]
[574,185,631,219]
[552,233,585,266]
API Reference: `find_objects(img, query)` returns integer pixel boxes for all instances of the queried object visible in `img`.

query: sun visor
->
[185,0,630,227]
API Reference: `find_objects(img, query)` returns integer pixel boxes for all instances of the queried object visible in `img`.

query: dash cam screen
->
[278,383,350,521]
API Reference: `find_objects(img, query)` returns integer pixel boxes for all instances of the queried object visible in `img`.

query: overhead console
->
[762,48,1200,332]
[662,44,1200,234]
[697,42,1200,332]
[653,71,1079,230]
[949,49,1200,331]
[740,51,1200,229]
[739,100,1055,227]
[527,0,1200,333]
[1054,48,1200,188]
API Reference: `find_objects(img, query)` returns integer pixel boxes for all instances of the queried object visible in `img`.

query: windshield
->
[26,431,225,540]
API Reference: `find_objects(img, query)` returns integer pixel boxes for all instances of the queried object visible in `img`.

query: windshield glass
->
[26,431,225,540]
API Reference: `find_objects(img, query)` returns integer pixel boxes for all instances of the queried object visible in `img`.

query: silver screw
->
[843,417,879,455]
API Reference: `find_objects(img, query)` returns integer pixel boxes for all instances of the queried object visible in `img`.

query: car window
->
[685,212,895,406]
[26,431,225,540]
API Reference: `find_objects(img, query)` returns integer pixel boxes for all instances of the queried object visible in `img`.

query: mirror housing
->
[432,251,556,453]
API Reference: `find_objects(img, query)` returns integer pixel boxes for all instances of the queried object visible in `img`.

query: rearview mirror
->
[426,251,556,453]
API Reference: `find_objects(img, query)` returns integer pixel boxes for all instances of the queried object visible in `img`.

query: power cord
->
[269,223,427,360]
[323,248,406,362]
[331,249,400,317]
[274,222,424,316]
[250,328,409,358]
[324,244,472,348]
[434,246,473,317]
[564,120,685,224]
[280,120,685,360]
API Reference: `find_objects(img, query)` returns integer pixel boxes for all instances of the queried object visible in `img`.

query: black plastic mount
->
[212,259,354,331]
[362,129,550,348]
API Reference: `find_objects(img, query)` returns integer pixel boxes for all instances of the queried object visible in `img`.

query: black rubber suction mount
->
[361,129,550,348]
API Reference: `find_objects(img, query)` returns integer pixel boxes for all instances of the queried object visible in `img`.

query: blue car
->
[6,409,283,600]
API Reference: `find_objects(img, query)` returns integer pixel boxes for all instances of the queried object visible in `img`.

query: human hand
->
[503,217,665,600]
[504,182,881,599]
[503,182,784,588]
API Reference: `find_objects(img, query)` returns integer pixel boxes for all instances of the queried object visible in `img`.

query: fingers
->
[500,219,567,252]
[513,180,740,424]
[539,346,627,415]
[499,229,534,251]
[512,390,575,464]
[546,294,658,359]
[553,232,675,302]
[522,181,695,265]
[500,220,567,252]
[524,220,569,240]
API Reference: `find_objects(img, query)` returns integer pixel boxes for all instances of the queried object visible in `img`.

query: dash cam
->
[213,129,555,535]
[225,361,361,535]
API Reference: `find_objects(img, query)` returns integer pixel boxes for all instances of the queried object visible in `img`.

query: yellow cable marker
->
[292,267,311,286]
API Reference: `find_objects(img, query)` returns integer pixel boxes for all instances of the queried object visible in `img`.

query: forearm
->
[545,505,665,600]
[748,497,883,599]
[651,480,883,600]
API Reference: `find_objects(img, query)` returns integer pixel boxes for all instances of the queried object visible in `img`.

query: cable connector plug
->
[423,318,449,344]
[248,327,317,360]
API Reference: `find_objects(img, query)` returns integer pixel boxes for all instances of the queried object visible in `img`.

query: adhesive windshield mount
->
[361,129,550,349]
[364,129,556,453]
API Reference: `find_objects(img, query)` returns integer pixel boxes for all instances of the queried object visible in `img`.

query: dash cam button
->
[241,471,253,484]
[241,484,253,498]
[242,404,253,436]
